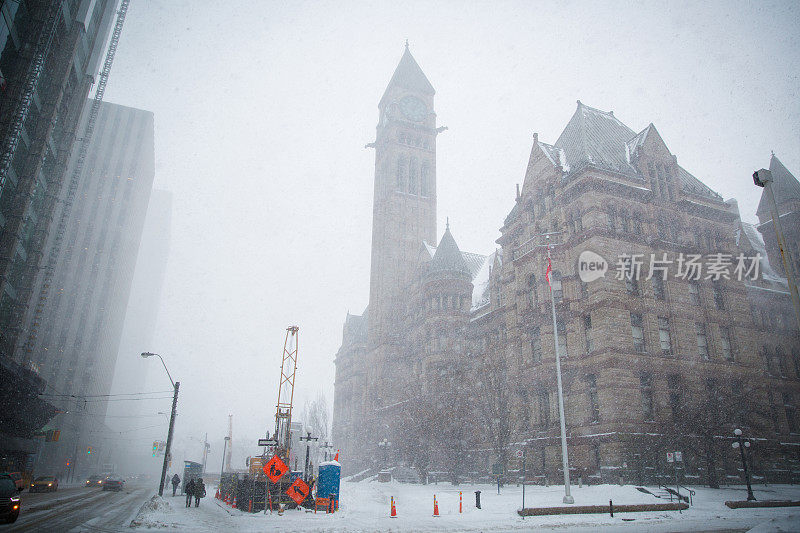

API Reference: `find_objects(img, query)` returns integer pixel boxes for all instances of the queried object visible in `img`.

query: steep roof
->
[554,101,640,179]
[757,154,800,218]
[380,45,435,105]
[429,226,472,276]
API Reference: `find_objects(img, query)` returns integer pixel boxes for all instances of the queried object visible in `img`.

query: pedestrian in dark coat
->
[171,474,180,497]
[185,479,195,508]
[194,478,206,507]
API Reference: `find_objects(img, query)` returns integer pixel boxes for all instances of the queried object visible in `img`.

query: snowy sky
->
[102,0,799,469]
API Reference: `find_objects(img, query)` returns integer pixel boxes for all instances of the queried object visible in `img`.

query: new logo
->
[577,250,608,282]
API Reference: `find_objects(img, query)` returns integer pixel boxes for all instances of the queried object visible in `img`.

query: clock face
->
[398,95,427,122]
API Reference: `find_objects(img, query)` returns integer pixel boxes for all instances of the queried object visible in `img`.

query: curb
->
[725,500,800,509]
[518,502,689,516]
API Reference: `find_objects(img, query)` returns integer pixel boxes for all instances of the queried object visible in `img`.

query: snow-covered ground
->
[130,481,800,532]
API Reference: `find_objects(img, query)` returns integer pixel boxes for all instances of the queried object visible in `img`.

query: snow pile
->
[747,513,800,532]
[130,495,179,528]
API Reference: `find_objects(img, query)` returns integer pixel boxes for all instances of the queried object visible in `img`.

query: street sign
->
[258,438,277,447]
[492,462,503,475]
[263,455,289,482]
[515,449,524,458]
[666,452,674,463]
[675,451,683,462]
[286,478,311,505]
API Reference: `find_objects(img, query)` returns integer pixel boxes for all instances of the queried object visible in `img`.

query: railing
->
[658,482,694,506]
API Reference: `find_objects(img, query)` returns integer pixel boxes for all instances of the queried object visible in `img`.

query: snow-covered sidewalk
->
[129,481,800,532]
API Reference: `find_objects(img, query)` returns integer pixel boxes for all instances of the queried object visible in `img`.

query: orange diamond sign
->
[286,478,311,505]
[263,455,288,482]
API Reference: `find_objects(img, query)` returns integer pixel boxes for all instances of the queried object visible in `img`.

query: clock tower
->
[367,44,439,348]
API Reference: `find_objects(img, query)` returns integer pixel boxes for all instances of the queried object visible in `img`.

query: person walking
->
[171,474,180,497]
[194,478,206,507]
[184,478,195,508]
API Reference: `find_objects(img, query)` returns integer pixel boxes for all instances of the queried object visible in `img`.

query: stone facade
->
[332,50,800,486]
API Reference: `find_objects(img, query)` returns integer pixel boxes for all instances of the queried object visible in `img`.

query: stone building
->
[332,48,800,485]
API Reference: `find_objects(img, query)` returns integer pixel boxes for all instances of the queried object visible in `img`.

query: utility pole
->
[754,168,800,329]
[299,431,319,482]
[160,381,180,497]
[202,433,209,474]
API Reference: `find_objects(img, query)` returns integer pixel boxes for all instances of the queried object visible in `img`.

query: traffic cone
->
[334,450,339,461]
[248,499,252,513]
[233,495,237,508]
[459,491,462,513]
[214,488,219,499]
[433,495,439,517]
[390,496,397,518]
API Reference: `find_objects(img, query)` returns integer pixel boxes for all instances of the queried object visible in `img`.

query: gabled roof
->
[554,101,639,179]
[423,241,487,279]
[429,225,472,276]
[380,45,435,105]
[757,154,800,218]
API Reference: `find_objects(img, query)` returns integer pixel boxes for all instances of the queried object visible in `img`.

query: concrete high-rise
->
[23,100,155,477]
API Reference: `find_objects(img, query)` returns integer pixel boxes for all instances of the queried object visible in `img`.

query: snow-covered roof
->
[470,250,499,310]
[737,221,787,285]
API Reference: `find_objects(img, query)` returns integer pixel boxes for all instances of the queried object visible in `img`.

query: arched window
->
[620,209,630,233]
[408,157,418,194]
[420,163,429,196]
[608,208,617,232]
[396,156,406,190]
[527,273,537,308]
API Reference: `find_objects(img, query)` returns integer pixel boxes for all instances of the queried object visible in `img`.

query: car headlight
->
[48,483,52,486]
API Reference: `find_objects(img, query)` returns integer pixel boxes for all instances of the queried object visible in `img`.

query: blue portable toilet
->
[317,460,341,506]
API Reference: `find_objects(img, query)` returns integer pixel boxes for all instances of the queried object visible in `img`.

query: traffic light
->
[152,441,158,457]
[66,459,71,467]
[87,446,93,455]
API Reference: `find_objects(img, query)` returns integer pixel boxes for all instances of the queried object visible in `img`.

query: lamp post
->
[377,438,391,470]
[753,169,800,329]
[732,428,756,501]
[141,352,179,497]
[220,436,230,489]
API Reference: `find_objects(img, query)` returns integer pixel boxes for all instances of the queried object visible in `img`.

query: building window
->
[688,281,700,305]
[527,273,537,309]
[396,156,406,190]
[631,313,645,352]
[712,281,725,310]
[420,163,429,196]
[539,391,550,428]
[720,326,733,361]
[668,374,681,419]
[587,374,599,422]
[551,271,563,303]
[608,208,617,232]
[408,156,418,194]
[652,276,665,301]
[632,214,643,234]
[556,318,567,357]
[531,326,542,363]
[580,281,588,299]
[626,275,639,296]
[640,373,654,420]
[696,323,709,360]
[584,315,593,353]
[658,317,672,355]
[784,393,797,433]
[620,211,630,233]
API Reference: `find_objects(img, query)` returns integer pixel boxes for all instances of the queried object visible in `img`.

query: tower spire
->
[405,39,409,49]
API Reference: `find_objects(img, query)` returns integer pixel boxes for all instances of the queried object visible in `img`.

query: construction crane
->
[21,0,130,356]
[273,326,299,462]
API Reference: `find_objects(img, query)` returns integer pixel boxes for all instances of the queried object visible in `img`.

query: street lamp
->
[141,352,179,497]
[732,428,756,501]
[377,438,391,469]
[299,431,319,482]
[220,436,230,490]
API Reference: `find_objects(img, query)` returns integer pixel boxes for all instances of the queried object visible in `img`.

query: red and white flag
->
[545,256,552,286]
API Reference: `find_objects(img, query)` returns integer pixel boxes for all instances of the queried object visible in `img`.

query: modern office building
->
[0,0,118,474]
[21,100,155,477]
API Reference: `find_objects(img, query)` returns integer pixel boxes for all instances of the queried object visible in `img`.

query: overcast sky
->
[103,0,799,469]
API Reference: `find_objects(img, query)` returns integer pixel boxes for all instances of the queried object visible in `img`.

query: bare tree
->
[301,392,330,440]
[474,347,515,482]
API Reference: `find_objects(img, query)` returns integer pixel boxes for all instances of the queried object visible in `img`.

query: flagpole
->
[547,238,574,504]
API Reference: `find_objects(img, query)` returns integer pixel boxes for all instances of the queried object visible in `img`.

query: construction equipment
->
[273,326,299,462]
[21,0,130,356]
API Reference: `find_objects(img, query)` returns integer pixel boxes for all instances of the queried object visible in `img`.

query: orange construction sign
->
[285,478,311,505]
[263,455,288,482]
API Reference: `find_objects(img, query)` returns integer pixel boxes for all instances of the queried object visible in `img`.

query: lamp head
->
[141,352,154,358]
[734,428,742,436]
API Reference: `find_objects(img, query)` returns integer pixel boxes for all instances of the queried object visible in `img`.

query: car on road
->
[29,476,58,492]
[0,472,24,491]
[0,474,21,523]
[86,474,104,487]
[102,477,124,492]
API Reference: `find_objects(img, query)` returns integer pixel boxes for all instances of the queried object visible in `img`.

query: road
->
[3,481,152,532]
